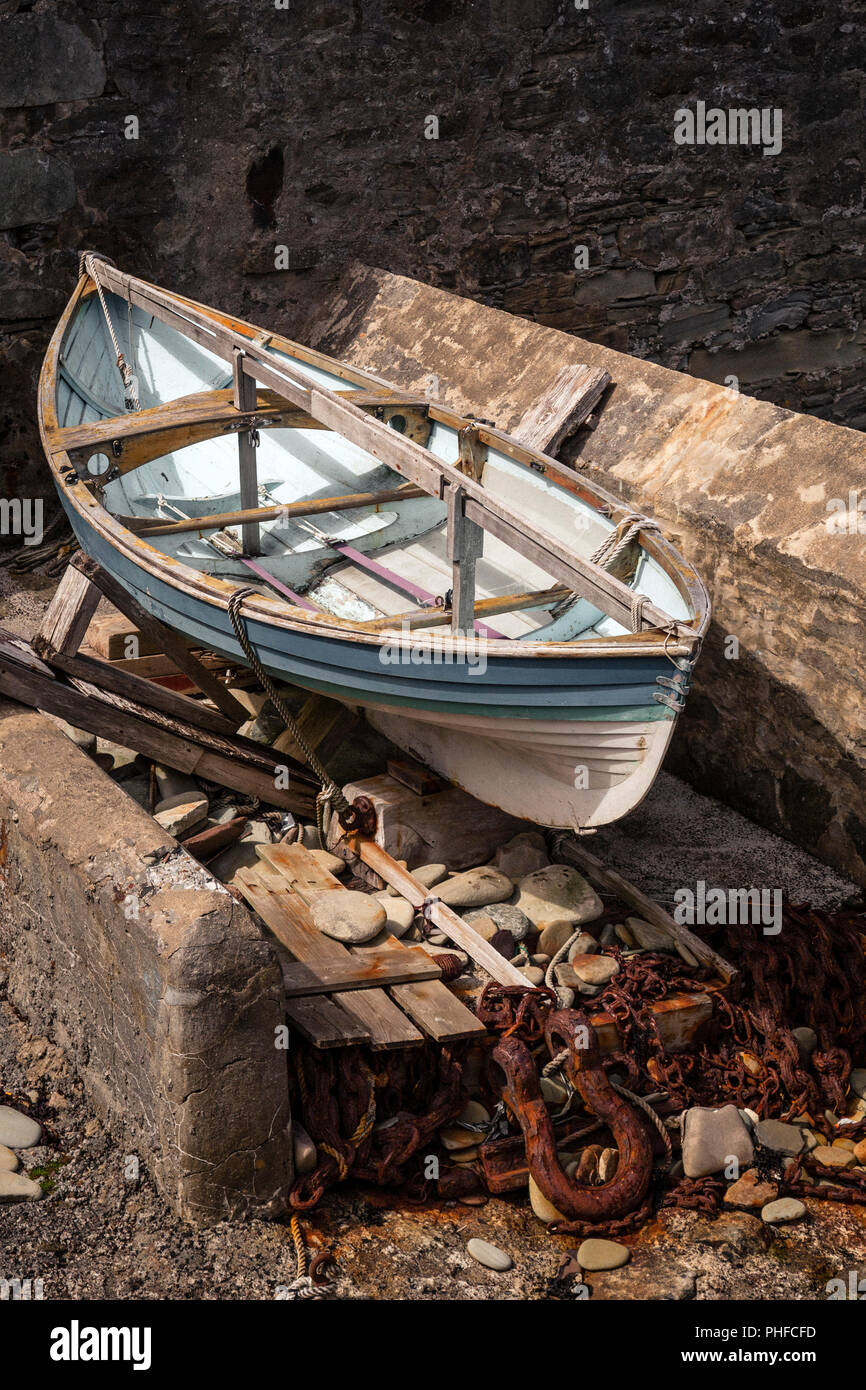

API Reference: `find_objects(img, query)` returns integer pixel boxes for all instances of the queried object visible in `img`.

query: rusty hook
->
[489,1008,654,1224]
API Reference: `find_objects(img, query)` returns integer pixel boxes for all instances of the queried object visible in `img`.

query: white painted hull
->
[362,704,677,828]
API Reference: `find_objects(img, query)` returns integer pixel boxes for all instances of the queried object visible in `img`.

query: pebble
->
[452,1145,481,1164]
[568,953,619,986]
[854,1139,866,1164]
[681,1105,754,1179]
[0,1145,19,1172]
[675,941,700,967]
[209,839,265,883]
[614,922,635,946]
[597,1147,618,1183]
[463,913,498,942]
[792,1026,818,1062]
[308,890,386,944]
[299,824,322,849]
[761,1198,806,1225]
[437,867,513,909]
[516,865,603,929]
[833,1137,857,1151]
[540,1077,567,1106]
[577,1238,630,1271]
[440,1125,482,1151]
[428,931,448,946]
[529,1174,566,1223]
[374,893,415,938]
[293,1122,317,1176]
[626,917,675,952]
[492,832,550,880]
[599,922,618,946]
[153,792,209,837]
[464,903,533,942]
[724,1168,778,1210]
[849,1069,866,1099]
[567,933,599,958]
[0,1106,42,1149]
[754,1119,805,1155]
[409,862,448,890]
[812,1145,855,1168]
[309,848,347,877]
[458,1101,490,1126]
[537,920,578,957]
[0,1170,44,1202]
[466,1238,512,1272]
[555,986,576,1008]
[522,966,545,986]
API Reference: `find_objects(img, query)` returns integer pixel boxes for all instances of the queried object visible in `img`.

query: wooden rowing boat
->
[38,256,710,828]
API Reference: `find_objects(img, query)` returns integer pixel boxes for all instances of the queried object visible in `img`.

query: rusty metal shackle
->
[489,1008,654,1223]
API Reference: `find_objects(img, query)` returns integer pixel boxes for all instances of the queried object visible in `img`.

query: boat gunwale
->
[39,270,711,663]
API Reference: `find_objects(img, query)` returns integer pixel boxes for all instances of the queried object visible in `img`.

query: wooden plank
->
[347,836,527,988]
[553,834,737,985]
[0,641,318,816]
[124,484,427,538]
[72,553,248,727]
[271,694,348,763]
[85,611,166,659]
[251,849,484,1041]
[33,566,101,658]
[511,364,610,454]
[43,648,237,736]
[284,994,371,1048]
[356,584,571,632]
[232,347,260,555]
[236,865,424,1048]
[280,948,442,997]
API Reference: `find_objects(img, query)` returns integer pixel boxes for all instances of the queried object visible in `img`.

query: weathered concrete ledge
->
[0,698,292,1223]
[305,265,866,887]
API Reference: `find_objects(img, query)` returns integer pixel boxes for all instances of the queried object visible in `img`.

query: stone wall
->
[1,1,864,528]
[0,698,293,1223]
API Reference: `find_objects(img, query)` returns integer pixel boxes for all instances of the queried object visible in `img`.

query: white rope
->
[84,254,141,413]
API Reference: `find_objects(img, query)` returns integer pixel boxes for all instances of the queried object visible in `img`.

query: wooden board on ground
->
[251,845,485,1042]
[235,862,424,1048]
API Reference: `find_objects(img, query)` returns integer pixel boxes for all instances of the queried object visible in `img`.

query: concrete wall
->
[2,1,865,526]
[304,263,866,888]
[0,698,293,1223]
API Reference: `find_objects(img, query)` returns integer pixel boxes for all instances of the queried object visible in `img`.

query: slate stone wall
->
[1,0,864,518]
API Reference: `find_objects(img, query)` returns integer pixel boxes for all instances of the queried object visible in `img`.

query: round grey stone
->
[0,1170,43,1202]
[577,1238,630,1271]
[0,1106,42,1150]
[308,890,386,944]
[464,903,533,942]
[466,1238,513,1272]
[761,1198,806,1224]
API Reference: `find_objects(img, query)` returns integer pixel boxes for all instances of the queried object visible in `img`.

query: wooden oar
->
[116,484,427,537]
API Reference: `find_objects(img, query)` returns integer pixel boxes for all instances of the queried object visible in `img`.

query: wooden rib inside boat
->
[38,254,711,828]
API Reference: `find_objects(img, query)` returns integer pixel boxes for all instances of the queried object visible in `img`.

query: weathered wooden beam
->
[33,564,102,659]
[512,364,611,454]
[356,584,571,631]
[345,835,527,988]
[280,948,442,997]
[233,347,261,556]
[123,483,427,537]
[71,552,249,727]
[446,483,484,634]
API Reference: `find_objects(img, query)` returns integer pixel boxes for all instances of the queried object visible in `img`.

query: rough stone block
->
[0,151,76,230]
[0,699,292,1224]
[0,13,105,108]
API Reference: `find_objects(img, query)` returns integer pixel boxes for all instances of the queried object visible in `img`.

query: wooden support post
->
[232,347,260,556]
[446,483,484,634]
[71,552,249,727]
[33,565,102,659]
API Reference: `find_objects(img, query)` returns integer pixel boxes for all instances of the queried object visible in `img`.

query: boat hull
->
[59,494,679,828]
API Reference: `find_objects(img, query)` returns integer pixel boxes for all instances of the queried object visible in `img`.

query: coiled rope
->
[226,587,349,842]
[80,252,141,412]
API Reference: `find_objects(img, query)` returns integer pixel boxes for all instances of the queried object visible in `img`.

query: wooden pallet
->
[234,844,485,1049]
